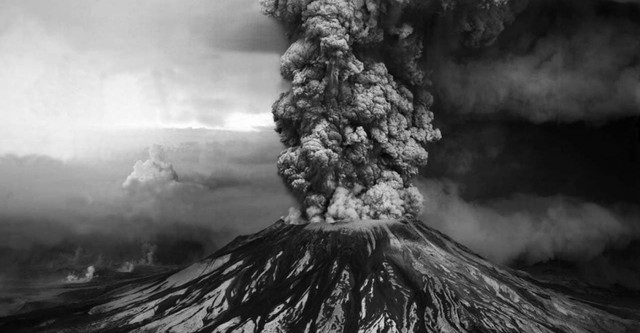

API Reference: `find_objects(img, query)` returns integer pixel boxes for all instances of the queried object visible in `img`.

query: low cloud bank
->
[419,179,640,265]
[0,130,295,284]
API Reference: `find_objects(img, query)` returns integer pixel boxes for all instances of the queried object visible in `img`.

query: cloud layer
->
[419,179,640,265]
[0,130,295,283]
[430,0,640,122]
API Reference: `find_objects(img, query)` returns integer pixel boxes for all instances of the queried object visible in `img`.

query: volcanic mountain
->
[2,218,639,332]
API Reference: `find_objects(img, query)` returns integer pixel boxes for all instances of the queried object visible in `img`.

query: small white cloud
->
[122,145,178,191]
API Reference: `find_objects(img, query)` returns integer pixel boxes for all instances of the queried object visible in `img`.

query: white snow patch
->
[359,314,399,333]
[231,319,256,333]
[213,317,241,333]
[288,250,312,277]
[223,260,244,275]
[129,307,156,324]
[161,255,231,290]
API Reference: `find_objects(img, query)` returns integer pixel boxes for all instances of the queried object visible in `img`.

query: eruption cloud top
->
[261,0,446,222]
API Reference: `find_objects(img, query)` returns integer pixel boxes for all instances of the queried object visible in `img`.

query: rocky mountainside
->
[2,218,639,332]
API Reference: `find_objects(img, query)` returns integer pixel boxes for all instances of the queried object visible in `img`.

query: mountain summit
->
[3,219,639,332]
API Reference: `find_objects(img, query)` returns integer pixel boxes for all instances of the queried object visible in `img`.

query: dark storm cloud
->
[425,120,640,203]
[609,0,640,4]
[418,119,640,266]
[430,0,640,122]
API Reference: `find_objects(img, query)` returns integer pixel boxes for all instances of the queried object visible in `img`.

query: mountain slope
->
[2,218,639,332]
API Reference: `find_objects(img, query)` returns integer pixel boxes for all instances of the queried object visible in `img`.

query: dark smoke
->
[425,119,640,203]
[261,0,640,284]
[418,117,640,269]
[429,0,640,122]
[261,0,442,222]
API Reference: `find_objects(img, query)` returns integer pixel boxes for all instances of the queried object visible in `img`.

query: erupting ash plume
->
[420,179,640,265]
[263,0,640,223]
[261,0,444,222]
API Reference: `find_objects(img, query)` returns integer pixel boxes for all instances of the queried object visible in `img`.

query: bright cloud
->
[0,0,287,159]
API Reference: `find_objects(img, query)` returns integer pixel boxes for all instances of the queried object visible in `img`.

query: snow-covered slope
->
[3,218,639,332]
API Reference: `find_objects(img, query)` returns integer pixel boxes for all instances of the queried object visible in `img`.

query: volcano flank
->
[3,218,638,332]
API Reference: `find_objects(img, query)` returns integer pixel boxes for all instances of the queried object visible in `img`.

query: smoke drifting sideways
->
[418,118,640,289]
[418,176,640,290]
[261,0,442,222]
[419,179,640,265]
[428,0,640,122]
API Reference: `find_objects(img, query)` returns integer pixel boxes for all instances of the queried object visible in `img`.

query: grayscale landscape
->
[0,0,639,332]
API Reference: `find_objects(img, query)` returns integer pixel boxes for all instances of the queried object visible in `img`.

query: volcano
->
[2,218,638,332]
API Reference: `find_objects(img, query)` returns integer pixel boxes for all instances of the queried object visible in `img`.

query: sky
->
[0,0,288,158]
[0,0,297,275]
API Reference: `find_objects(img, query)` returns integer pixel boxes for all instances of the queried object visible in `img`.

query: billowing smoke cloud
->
[123,145,180,192]
[419,179,640,265]
[261,0,443,222]
[430,0,640,122]
[261,0,640,223]
[261,0,640,283]
[122,145,213,219]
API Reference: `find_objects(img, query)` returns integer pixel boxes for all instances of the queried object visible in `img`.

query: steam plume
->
[66,265,95,283]
[123,145,179,192]
[261,0,445,222]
